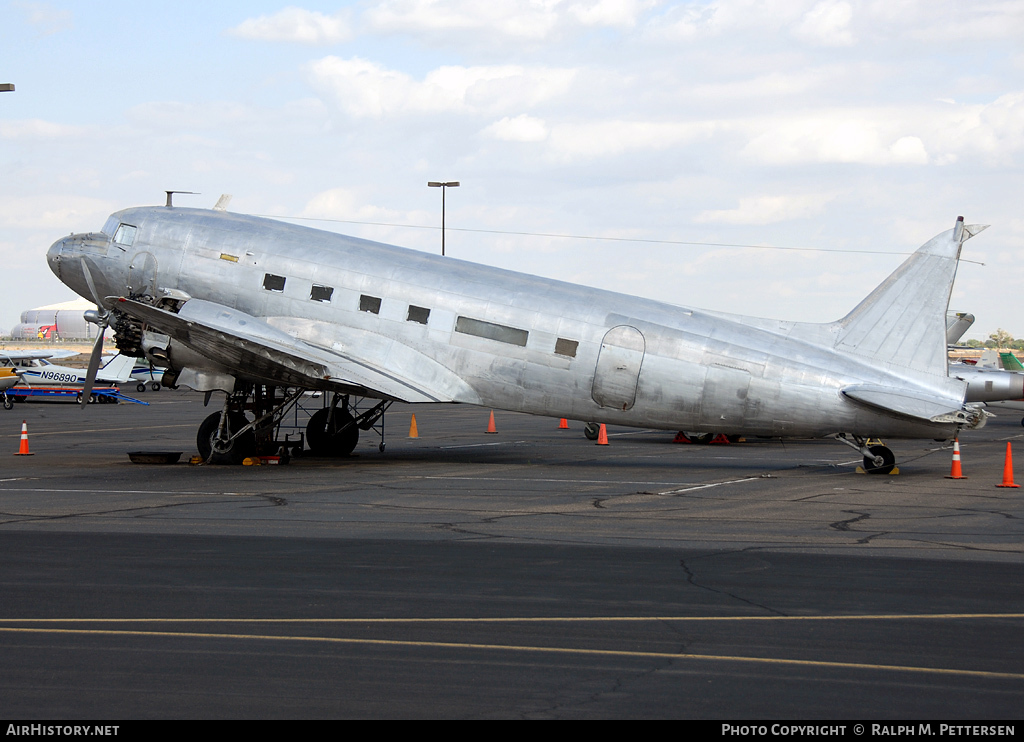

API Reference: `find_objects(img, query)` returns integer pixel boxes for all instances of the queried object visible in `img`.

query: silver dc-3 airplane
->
[46,194,993,471]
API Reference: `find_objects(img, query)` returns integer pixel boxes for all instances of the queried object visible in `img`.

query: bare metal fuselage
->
[48,206,967,440]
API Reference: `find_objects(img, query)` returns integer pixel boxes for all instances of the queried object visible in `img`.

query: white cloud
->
[0,119,83,139]
[12,1,72,36]
[568,0,659,27]
[229,7,352,45]
[300,188,403,222]
[739,113,931,165]
[545,119,714,160]
[696,194,836,225]
[364,0,657,41]
[0,195,115,231]
[482,115,549,142]
[888,136,928,164]
[794,0,854,47]
[307,57,576,118]
[365,0,563,40]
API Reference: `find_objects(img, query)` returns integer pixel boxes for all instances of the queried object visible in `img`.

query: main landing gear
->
[835,434,897,475]
[196,384,392,464]
[305,393,391,457]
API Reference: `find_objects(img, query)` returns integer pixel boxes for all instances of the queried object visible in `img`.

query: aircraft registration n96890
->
[45,197,991,471]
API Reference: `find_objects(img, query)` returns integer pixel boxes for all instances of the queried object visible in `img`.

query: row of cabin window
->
[262,272,579,358]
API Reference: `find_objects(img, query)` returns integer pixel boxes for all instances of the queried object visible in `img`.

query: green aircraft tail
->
[999,351,1024,371]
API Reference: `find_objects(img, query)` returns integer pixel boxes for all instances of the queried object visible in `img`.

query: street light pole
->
[427,181,459,256]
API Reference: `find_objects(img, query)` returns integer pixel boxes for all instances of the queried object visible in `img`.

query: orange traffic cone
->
[945,439,966,479]
[996,442,1020,488]
[408,414,419,438]
[558,418,569,430]
[596,423,609,445]
[486,410,497,434]
[14,420,32,456]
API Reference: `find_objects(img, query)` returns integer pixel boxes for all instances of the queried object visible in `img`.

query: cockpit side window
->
[113,224,137,247]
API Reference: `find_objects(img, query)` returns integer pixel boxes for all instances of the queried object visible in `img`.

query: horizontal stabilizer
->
[842,384,968,423]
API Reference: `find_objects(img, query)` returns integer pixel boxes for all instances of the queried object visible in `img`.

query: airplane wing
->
[113,298,475,404]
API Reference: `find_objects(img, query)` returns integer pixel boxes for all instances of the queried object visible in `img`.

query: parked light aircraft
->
[46,199,994,471]
[0,350,134,388]
[130,362,164,392]
[0,367,19,393]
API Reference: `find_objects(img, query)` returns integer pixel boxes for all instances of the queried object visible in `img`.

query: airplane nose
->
[46,237,66,279]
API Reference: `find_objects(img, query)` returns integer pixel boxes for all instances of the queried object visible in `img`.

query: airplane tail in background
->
[99,353,136,381]
[1000,352,1024,372]
[835,217,988,379]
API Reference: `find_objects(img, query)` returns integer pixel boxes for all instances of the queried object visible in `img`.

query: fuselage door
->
[592,325,645,411]
[128,251,159,299]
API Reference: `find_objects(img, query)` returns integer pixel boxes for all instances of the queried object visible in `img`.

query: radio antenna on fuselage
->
[164,190,199,208]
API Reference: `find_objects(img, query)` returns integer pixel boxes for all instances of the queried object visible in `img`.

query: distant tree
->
[988,329,1015,349]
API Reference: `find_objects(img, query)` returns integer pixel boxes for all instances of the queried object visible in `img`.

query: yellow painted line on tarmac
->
[0,625,1021,681]
[3,424,195,438]
[1,613,1022,624]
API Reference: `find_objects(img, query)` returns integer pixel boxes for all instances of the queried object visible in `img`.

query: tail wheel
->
[197,411,257,465]
[306,407,359,456]
[863,445,896,475]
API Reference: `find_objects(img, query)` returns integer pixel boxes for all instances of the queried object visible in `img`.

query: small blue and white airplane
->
[0,351,135,387]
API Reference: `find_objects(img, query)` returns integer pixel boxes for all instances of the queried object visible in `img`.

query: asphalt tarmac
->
[1,391,1022,719]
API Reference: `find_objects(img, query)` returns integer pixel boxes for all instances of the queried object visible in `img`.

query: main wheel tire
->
[197,411,257,465]
[583,422,600,441]
[863,444,896,475]
[306,407,360,457]
[137,383,146,393]
[2,395,12,410]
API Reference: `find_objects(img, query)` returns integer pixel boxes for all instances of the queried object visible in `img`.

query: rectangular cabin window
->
[113,224,137,247]
[359,295,382,314]
[407,305,430,324]
[263,273,286,292]
[310,285,334,303]
[455,316,529,347]
[554,338,579,358]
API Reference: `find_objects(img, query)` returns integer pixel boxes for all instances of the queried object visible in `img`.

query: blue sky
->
[2,1,1023,339]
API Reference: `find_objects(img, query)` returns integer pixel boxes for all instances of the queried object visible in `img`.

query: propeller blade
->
[80,257,105,308]
[80,331,104,408]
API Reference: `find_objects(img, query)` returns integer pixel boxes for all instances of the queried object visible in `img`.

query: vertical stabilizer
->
[835,217,987,379]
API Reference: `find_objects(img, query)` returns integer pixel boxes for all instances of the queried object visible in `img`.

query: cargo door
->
[592,325,645,410]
